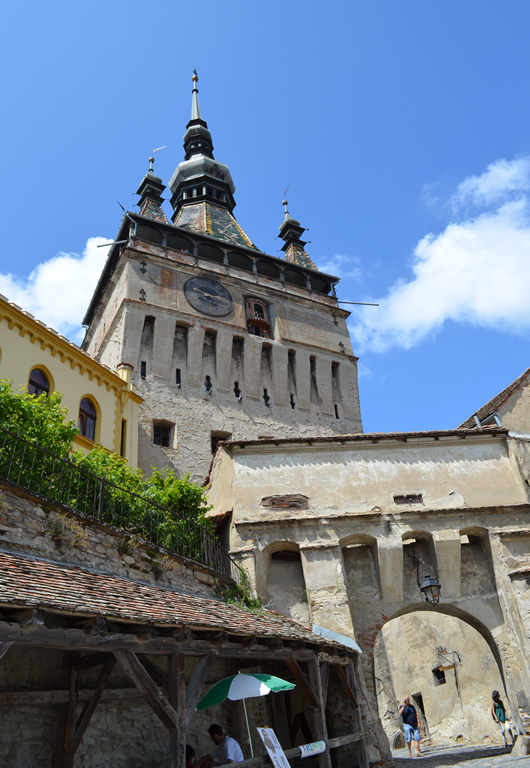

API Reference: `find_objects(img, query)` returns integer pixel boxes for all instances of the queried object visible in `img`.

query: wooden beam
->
[307,659,332,768]
[333,664,358,708]
[62,662,79,768]
[212,734,364,768]
[114,649,178,729]
[320,661,329,706]
[69,660,115,756]
[346,663,369,768]
[138,655,168,690]
[168,652,186,768]
[284,658,319,710]
[185,654,213,727]
[5,608,44,627]
[0,621,322,661]
[0,641,12,661]
[73,617,107,635]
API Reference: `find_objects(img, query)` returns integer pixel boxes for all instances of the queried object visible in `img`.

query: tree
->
[0,378,77,454]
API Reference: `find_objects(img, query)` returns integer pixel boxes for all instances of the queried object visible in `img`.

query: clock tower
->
[82,74,362,482]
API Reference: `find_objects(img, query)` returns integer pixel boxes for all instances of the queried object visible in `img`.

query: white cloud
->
[318,253,362,279]
[0,237,111,344]
[452,157,530,211]
[350,157,530,353]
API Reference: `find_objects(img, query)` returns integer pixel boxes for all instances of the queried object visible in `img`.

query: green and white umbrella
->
[196,672,295,757]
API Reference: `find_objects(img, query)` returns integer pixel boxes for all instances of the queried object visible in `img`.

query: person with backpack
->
[491,690,515,747]
[399,696,422,757]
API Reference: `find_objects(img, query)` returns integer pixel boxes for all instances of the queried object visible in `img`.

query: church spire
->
[191,69,202,120]
[168,73,257,250]
[278,198,317,270]
[182,70,214,161]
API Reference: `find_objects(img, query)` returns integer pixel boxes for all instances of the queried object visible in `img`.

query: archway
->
[374,604,509,750]
[258,542,310,625]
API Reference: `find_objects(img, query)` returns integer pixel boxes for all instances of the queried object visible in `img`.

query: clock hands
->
[192,286,229,303]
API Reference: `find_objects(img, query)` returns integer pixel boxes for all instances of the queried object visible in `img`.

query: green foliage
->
[72,445,144,493]
[0,378,77,454]
[0,379,224,573]
[220,569,262,612]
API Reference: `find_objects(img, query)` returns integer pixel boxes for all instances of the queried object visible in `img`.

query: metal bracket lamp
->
[407,549,441,606]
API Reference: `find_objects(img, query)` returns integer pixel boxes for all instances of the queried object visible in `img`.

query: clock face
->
[183,277,234,317]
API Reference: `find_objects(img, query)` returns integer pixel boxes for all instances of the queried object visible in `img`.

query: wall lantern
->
[420,574,441,606]
[407,547,441,606]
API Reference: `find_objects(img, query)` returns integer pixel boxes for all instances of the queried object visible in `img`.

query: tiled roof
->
[139,198,169,224]
[0,550,339,647]
[459,368,530,428]
[174,202,257,250]
[224,426,506,449]
[285,243,317,271]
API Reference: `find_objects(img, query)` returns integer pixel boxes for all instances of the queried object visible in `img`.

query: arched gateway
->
[209,426,530,761]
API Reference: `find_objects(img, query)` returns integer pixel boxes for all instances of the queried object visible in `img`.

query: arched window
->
[28,369,49,397]
[78,398,97,441]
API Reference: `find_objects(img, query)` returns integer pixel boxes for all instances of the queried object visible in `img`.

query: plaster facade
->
[208,428,530,761]
[0,295,141,466]
[82,230,362,482]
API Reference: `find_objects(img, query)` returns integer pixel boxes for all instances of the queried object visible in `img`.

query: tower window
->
[263,388,271,407]
[175,368,181,387]
[234,381,242,398]
[245,297,271,338]
[334,404,340,419]
[28,369,49,397]
[140,361,147,379]
[79,398,97,441]
[204,375,212,393]
[290,393,296,409]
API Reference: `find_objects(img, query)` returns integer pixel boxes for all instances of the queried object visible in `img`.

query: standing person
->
[491,690,515,747]
[399,696,422,757]
[195,724,244,767]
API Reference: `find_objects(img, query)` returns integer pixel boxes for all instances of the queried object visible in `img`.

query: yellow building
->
[0,295,142,466]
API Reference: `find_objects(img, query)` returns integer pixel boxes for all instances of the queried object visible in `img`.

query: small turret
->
[135,155,169,224]
[278,199,317,270]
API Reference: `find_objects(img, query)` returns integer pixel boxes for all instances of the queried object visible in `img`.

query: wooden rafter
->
[114,649,178,729]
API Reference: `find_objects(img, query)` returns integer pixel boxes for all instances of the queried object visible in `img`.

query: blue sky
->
[1,0,530,433]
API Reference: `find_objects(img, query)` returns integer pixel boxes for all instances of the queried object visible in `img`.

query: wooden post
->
[346,662,369,768]
[62,663,79,768]
[185,654,213,727]
[307,658,332,768]
[168,652,186,768]
[68,660,116,759]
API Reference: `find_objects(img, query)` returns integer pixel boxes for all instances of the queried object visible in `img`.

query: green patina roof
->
[174,202,257,249]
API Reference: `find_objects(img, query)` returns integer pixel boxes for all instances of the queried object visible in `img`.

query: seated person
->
[195,723,244,767]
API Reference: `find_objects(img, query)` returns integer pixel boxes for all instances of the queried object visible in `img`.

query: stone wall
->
[374,612,506,748]
[0,485,221,597]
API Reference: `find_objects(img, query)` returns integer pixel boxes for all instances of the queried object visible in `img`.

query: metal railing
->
[0,427,242,584]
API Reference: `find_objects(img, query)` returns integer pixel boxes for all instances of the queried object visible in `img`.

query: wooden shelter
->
[0,549,368,768]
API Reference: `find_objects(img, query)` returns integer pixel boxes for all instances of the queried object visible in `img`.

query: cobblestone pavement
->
[392,744,530,767]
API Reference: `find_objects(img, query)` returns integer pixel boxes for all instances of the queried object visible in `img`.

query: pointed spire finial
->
[191,69,201,121]
[149,156,155,172]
